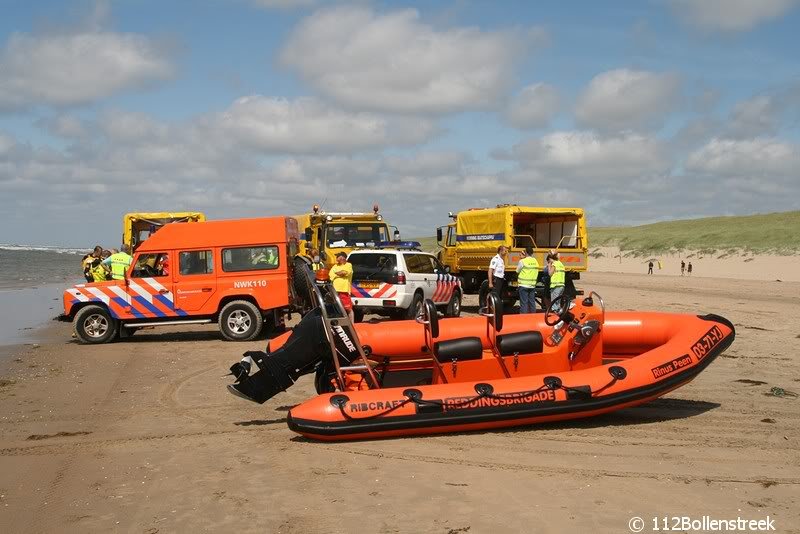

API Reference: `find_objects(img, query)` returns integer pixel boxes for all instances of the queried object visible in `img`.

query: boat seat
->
[434,337,484,363]
[496,331,543,356]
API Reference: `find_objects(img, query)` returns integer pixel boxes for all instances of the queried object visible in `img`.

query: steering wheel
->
[545,293,571,326]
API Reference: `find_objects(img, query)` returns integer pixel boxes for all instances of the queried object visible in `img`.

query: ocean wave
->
[0,244,86,255]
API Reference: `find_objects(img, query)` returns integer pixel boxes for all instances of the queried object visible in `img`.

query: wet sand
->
[1,272,799,533]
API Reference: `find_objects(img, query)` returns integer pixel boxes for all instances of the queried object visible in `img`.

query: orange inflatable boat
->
[227,278,734,442]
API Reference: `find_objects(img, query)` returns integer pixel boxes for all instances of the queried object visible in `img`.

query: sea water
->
[0,246,89,346]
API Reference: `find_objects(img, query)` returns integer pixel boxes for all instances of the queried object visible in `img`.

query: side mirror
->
[393,230,400,241]
[304,227,312,242]
[436,227,443,243]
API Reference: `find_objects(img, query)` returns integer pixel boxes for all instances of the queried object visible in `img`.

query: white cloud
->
[508,131,671,180]
[685,137,800,178]
[280,6,526,113]
[728,95,779,138]
[669,0,798,31]
[210,96,438,153]
[575,69,682,131]
[503,83,560,129]
[0,30,175,111]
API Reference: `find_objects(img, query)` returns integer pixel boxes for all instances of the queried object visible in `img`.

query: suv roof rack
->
[352,240,422,251]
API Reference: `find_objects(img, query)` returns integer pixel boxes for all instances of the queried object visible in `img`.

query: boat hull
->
[287,313,734,441]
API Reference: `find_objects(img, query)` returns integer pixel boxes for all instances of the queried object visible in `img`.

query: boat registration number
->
[691,325,725,361]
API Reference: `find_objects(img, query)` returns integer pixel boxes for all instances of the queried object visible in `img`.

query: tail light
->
[395,271,406,284]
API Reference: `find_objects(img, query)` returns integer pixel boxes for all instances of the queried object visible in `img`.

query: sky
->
[1,0,799,247]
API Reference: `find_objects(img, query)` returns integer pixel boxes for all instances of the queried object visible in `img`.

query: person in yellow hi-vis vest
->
[102,245,133,281]
[516,246,540,314]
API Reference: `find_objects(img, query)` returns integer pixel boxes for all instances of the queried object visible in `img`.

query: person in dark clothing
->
[648,261,654,275]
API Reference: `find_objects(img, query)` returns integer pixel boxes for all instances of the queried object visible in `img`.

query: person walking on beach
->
[488,245,508,301]
[687,262,693,276]
[681,260,686,276]
[329,252,354,322]
[648,261,654,275]
[103,245,133,281]
[516,246,539,314]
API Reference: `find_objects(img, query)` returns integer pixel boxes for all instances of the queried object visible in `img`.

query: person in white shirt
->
[487,245,508,302]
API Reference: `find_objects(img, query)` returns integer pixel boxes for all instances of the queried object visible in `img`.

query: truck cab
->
[293,204,399,267]
[63,217,299,344]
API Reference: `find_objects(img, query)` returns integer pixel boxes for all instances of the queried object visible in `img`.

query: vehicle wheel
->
[353,309,365,323]
[405,292,424,320]
[478,279,490,309]
[445,290,462,317]
[292,257,313,311]
[73,305,118,344]
[219,300,263,341]
[503,297,517,311]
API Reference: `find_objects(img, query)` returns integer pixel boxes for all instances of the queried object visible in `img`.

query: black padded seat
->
[496,331,543,356]
[434,337,484,363]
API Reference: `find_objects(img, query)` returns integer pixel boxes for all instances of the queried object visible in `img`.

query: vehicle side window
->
[222,246,279,272]
[405,254,435,274]
[447,228,457,247]
[131,253,169,278]
[179,250,213,275]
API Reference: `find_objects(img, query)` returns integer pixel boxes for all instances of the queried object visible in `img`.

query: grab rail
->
[296,264,380,390]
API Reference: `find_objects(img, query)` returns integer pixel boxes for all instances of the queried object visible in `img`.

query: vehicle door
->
[403,253,435,299]
[350,253,398,300]
[126,251,176,318]
[173,249,216,312]
[432,257,458,304]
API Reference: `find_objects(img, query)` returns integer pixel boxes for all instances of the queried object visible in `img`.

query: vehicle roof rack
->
[353,240,422,251]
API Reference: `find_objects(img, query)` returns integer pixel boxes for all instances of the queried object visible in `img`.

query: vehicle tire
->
[445,290,462,318]
[353,309,365,323]
[73,305,118,344]
[219,300,263,341]
[478,279,490,309]
[405,292,424,320]
[503,297,517,311]
[292,257,313,311]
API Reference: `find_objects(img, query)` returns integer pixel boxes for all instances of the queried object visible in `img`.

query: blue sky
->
[1,0,799,246]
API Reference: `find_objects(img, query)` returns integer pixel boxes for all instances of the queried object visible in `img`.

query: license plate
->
[509,281,518,287]
[357,281,379,289]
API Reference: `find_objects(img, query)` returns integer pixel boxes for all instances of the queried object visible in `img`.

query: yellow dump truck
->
[292,204,399,267]
[123,212,205,251]
[436,205,588,307]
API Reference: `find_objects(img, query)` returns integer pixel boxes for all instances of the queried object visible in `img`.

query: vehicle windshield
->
[325,224,389,247]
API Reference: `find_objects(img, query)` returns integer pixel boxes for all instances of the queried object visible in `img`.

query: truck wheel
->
[73,305,118,344]
[405,292,424,320]
[478,280,490,309]
[445,290,462,317]
[353,309,365,323]
[219,300,263,341]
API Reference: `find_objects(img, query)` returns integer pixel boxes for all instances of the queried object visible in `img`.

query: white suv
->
[348,248,462,321]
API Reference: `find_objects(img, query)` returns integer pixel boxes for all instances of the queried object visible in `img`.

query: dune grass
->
[589,211,800,255]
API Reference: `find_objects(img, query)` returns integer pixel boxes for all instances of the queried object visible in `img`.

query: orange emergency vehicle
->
[61,217,300,344]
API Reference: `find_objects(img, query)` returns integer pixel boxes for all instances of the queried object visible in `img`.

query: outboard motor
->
[227,309,331,403]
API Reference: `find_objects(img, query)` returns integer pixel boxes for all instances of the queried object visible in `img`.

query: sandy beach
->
[1,270,799,533]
